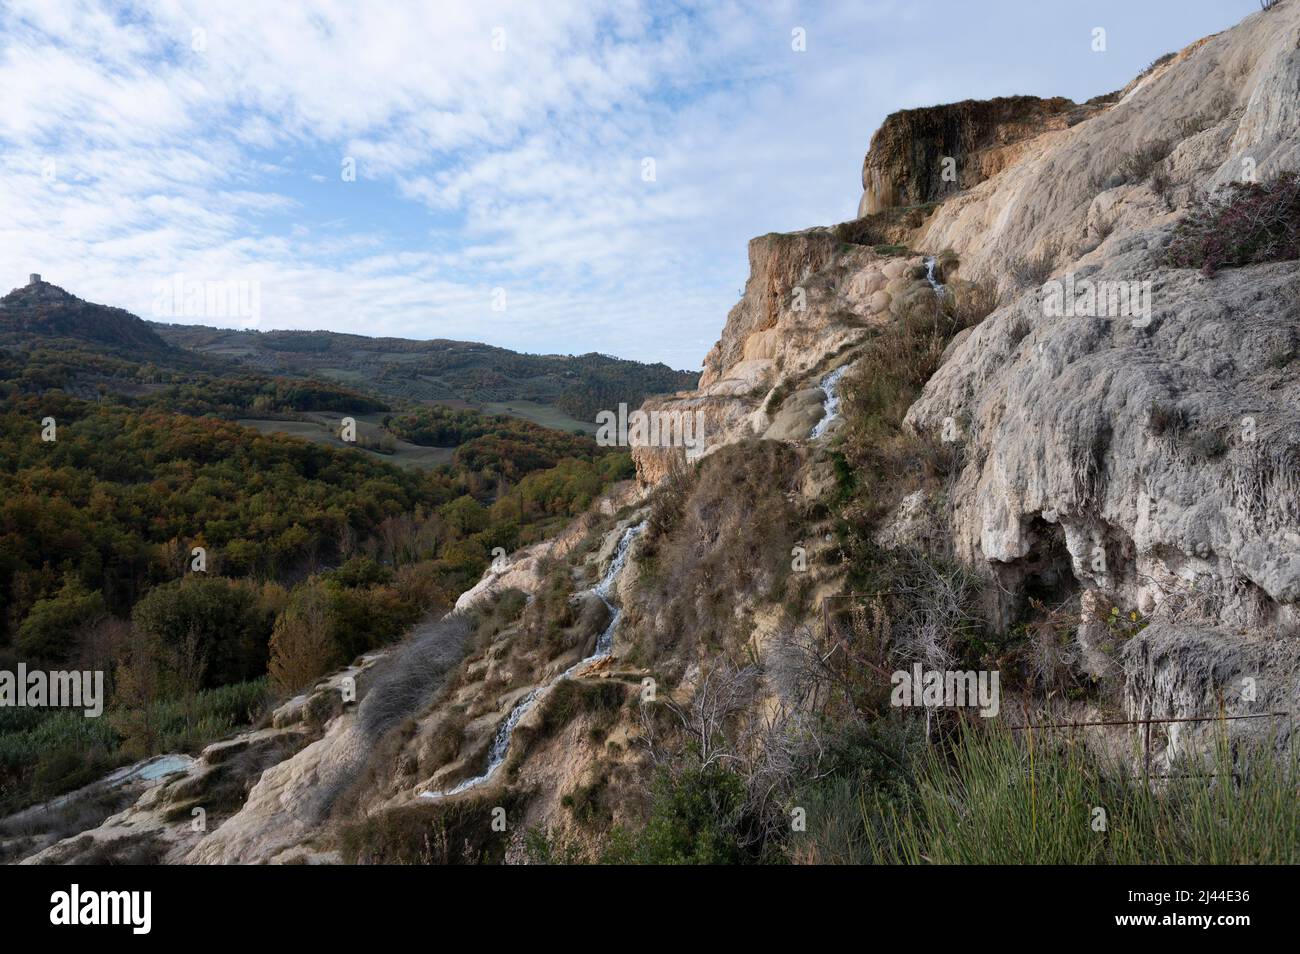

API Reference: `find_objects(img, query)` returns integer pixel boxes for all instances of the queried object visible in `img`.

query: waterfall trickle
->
[809,364,849,440]
[421,521,646,798]
[581,522,640,662]
[924,255,947,296]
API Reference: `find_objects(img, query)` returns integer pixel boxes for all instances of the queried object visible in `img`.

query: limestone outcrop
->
[639,1,1300,764]
[16,658,378,865]
[857,95,1097,216]
[912,6,1300,295]
[895,1,1300,757]
[633,232,925,484]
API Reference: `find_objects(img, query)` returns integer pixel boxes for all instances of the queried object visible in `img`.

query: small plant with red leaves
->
[1165,171,1300,275]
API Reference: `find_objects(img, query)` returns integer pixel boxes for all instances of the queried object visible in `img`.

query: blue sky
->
[0,0,1261,369]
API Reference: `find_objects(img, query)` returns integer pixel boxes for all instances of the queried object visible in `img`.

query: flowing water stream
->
[810,257,946,441]
[924,255,946,296]
[421,521,646,799]
[809,364,849,440]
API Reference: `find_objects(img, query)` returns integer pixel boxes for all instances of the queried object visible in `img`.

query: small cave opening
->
[989,515,1095,696]
[1021,517,1080,609]
[993,516,1081,630]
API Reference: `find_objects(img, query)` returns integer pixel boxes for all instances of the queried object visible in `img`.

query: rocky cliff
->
[635,0,1300,763]
[898,3,1300,756]
[631,231,947,484]
[914,10,1300,294]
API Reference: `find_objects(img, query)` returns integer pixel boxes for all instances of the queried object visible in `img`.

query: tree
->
[268,583,339,694]
[131,576,280,686]
[110,626,204,758]
[439,495,489,536]
[72,614,131,680]
[15,576,107,663]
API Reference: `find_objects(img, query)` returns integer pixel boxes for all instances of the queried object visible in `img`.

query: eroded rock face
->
[1121,622,1300,765]
[633,236,921,484]
[183,721,368,864]
[788,5,1300,770]
[699,230,839,390]
[858,95,1096,216]
[908,247,1300,626]
[898,0,1300,738]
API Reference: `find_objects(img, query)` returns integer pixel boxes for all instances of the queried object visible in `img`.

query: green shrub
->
[326,556,393,588]
[603,766,752,864]
[0,679,267,814]
[523,825,589,864]
[132,576,281,687]
[788,716,925,864]
[320,577,422,660]
[15,577,107,663]
[0,709,120,774]
[152,678,270,752]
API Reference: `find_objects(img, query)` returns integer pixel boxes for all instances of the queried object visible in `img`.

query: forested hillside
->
[153,324,698,424]
[0,281,636,815]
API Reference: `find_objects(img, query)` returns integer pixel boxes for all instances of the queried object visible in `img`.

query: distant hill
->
[152,324,699,425]
[0,276,696,432]
[0,278,387,409]
[0,277,176,357]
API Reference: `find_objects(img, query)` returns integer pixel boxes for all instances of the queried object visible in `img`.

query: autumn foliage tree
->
[268,582,339,694]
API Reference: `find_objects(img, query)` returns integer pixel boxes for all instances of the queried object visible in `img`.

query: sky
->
[0,0,1262,370]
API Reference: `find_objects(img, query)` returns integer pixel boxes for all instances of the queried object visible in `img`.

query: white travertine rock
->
[918,3,1300,296]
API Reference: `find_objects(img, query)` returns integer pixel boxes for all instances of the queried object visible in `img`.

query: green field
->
[236,415,455,470]
[482,400,596,434]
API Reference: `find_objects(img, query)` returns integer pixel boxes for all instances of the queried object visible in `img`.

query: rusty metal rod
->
[1006,711,1289,730]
